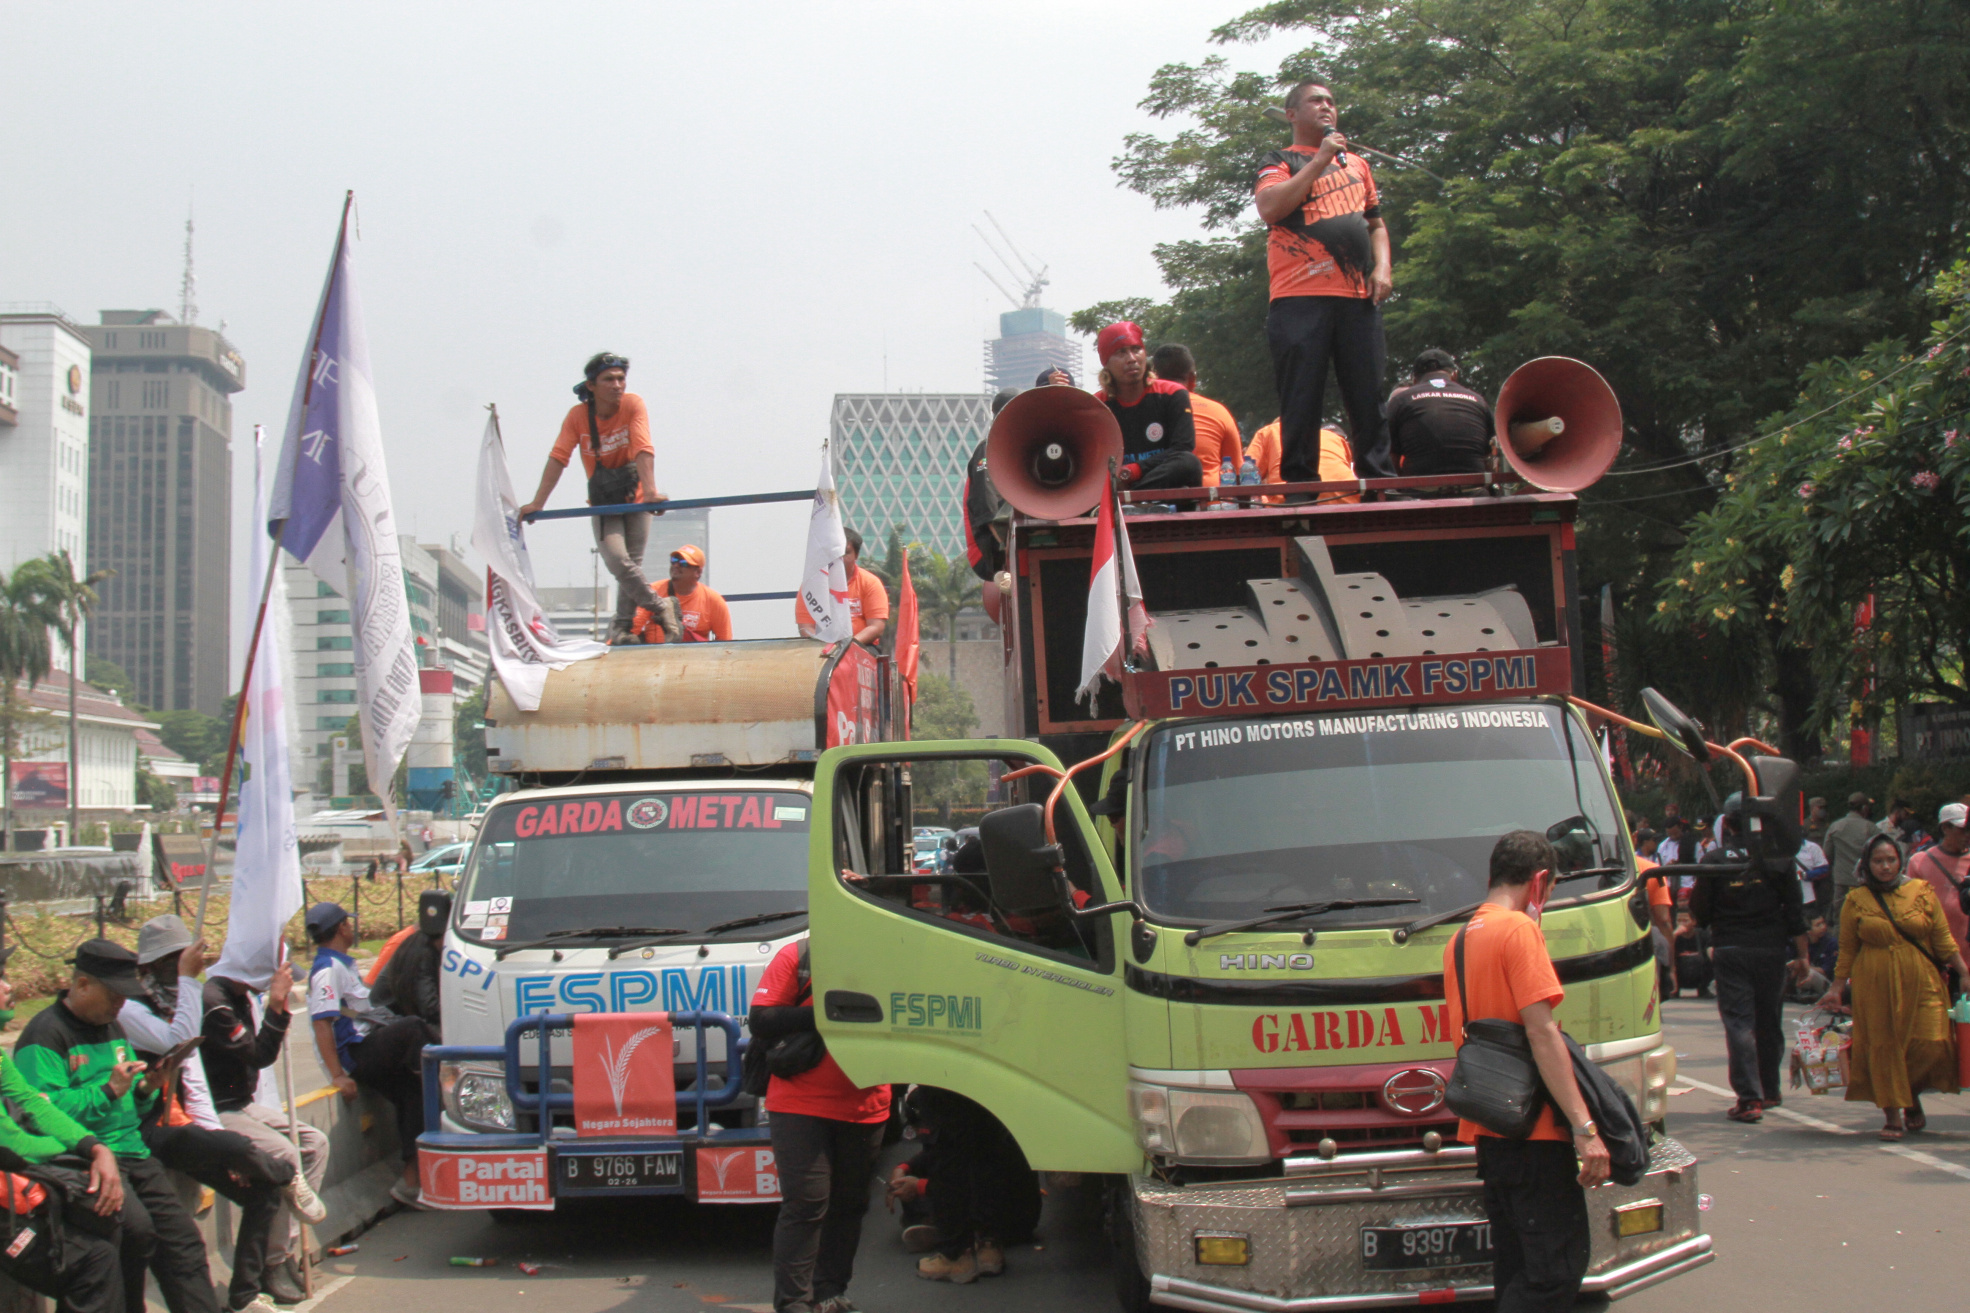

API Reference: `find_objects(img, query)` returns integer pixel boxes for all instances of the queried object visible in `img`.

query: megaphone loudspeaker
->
[1493,357,1622,492]
[986,386,1124,520]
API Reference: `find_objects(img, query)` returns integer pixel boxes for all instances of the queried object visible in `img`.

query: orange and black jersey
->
[1254,149,1381,301]
[1098,379,1196,471]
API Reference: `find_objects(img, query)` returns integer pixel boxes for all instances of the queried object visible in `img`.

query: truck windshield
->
[1137,702,1622,929]
[455,790,812,944]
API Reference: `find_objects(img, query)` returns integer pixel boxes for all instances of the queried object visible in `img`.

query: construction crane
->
[972,211,1050,309]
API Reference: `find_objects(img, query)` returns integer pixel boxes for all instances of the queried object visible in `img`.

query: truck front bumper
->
[416,1130,780,1208]
[1132,1138,1710,1311]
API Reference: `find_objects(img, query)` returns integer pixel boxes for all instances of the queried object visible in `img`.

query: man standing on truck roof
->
[1256,80,1396,492]
[1384,348,1496,484]
[619,544,732,643]
[1444,831,1610,1312]
[1150,344,1243,487]
[514,352,673,645]
[1096,322,1203,494]
[795,527,888,647]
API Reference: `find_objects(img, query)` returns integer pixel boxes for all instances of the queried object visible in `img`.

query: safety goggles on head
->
[585,353,630,381]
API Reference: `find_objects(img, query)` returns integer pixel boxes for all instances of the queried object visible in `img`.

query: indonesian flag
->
[897,550,920,739]
[1078,477,1151,706]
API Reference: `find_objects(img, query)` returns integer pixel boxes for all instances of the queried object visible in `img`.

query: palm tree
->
[912,551,983,685]
[0,569,54,851]
[18,552,112,844]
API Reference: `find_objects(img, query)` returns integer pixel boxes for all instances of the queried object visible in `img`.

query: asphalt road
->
[311,996,1969,1313]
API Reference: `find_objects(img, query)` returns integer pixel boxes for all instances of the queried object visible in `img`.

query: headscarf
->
[1859,830,1908,891]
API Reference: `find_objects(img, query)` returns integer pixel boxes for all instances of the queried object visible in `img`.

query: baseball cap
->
[136,915,194,966]
[1848,791,1871,809]
[1095,321,1144,362]
[1940,803,1968,831]
[669,545,705,569]
[305,903,350,940]
[70,939,145,997]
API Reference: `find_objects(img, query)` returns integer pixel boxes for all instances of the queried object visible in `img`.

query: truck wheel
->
[1102,1179,1154,1313]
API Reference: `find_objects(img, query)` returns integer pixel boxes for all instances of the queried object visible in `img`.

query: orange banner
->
[571,1012,677,1138]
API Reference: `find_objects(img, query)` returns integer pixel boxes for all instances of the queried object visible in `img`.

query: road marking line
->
[1673,1074,1970,1182]
[289,1274,355,1312]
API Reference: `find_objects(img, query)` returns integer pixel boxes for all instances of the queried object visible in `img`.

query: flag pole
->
[275,940,314,1297]
[194,191,353,940]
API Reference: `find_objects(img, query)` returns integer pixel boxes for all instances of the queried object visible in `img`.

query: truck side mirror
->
[978,804,1064,917]
[1640,687,1711,763]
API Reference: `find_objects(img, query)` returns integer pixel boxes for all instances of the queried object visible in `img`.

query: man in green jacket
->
[16,940,220,1313]
[0,954,127,1313]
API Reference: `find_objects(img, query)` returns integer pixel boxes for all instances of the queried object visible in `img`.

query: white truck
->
[415,636,895,1210]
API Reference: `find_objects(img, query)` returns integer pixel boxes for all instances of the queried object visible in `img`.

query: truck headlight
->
[1641,1041,1677,1123]
[1129,1082,1269,1165]
[441,1061,515,1132]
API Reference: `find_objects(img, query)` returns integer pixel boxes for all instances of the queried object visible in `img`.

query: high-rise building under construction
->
[984,306,1083,392]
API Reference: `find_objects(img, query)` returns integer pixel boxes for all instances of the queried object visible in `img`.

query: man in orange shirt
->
[795,527,889,647]
[1149,345,1243,486]
[1443,831,1610,1310]
[515,353,671,644]
[1245,417,1358,504]
[620,545,732,644]
[1256,82,1396,492]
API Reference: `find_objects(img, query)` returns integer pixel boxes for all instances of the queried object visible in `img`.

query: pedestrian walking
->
[1443,831,1610,1312]
[1690,809,1810,1121]
[1822,792,1881,926]
[749,939,890,1313]
[1907,803,1970,961]
[1818,833,1967,1140]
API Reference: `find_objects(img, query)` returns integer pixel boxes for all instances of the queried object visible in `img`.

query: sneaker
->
[975,1237,1004,1276]
[286,1173,328,1225]
[901,1224,938,1253]
[917,1250,978,1284]
[1726,1100,1763,1123]
[263,1260,309,1306]
[388,1179,431,1211]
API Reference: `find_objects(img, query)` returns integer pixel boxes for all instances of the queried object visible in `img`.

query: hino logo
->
[1220,953,1315,971]
[1382,1068,1448,1116]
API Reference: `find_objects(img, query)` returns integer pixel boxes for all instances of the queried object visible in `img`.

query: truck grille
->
[1234,1059,1460,1155]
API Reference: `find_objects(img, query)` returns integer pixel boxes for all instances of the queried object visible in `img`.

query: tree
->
[0,568,55,850]
[910,674,987,825]
[912,552,983,685]
[136,766,177,814]
[85,657,136,707]
[14,552,113,840]
[155,709,230,778]
[454,684,489,784]
[1656,258,1970,748]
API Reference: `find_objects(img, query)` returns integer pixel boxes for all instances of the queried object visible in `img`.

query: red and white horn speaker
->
[985,386,1123,520]
[1492,356,1623,492]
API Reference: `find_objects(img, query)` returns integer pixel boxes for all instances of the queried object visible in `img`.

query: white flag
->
[473,409,608,711]
[211,428,305,991]
[268,204,420,817]
[798,446,852,644]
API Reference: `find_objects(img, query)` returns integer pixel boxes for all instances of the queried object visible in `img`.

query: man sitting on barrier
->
[1383,348,1495,488]
[1094,322,1202,495]
[619,544,731,644]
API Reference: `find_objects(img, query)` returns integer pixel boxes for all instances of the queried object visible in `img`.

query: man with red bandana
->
[1255,80,1396,493]
[1095,322,1202,493]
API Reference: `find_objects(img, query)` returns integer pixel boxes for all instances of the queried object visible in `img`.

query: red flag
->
[897,552,920,740]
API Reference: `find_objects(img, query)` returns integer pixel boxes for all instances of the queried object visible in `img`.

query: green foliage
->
[1655,262,1970,738]
[136,767,176,814]
[454,684,489,782]
[910,674,987,824]
[155,709,230,777]
[85,657,136,706]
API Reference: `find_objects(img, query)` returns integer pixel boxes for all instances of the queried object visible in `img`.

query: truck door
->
[808,739,1139,1173]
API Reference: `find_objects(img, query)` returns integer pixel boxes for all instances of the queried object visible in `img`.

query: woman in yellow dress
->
[1818,833,1968,1139]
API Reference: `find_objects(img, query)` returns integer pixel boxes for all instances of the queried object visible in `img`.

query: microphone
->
[1319,122,1347,166]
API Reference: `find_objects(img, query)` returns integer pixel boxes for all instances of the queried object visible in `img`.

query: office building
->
[419,537,489,694]
[0,305,94,669]
[80,310,244,715]
[831,394,990,560]
[985,306,1083,393]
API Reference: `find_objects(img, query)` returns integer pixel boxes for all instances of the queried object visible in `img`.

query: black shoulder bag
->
[1443,923,1549,1139]
[740,941,828,1097]
[583,398,641,507]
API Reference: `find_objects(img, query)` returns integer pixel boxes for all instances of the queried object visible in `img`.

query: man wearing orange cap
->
[619,545,732,644]
[1095,322,1202,493]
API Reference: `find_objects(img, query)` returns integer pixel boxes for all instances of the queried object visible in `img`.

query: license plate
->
[558,1150,683,1191]
[1359,1221,1493,1270]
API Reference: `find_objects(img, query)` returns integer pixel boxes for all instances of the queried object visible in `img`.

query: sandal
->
[1880,1123,1905,1142]
[1906,1109,1927,1134]
[1726,1101,1763,1123]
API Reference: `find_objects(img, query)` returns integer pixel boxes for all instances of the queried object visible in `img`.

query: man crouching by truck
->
[1445,831,1610,1312]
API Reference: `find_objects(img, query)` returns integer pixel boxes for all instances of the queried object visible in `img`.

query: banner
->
[418,1149,551,1210]
[471,409,607,710]
[571,1013,677,1138]
[269,199,420,818]
[8,763,66,809]
[798,447,851,644]
[826,644,881,747]
[210,430,306,991]
[695,1146,781,1203]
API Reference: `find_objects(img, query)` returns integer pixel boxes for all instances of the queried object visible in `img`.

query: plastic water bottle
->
[1240,457,1261,485]
[1220,459,1235,484]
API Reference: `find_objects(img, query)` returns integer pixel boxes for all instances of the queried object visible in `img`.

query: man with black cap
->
[514,352,675,644]
[1383,349,1496,484]
[16,939,220,1313]
[123,916,321,1313]
[306,903,436,1209]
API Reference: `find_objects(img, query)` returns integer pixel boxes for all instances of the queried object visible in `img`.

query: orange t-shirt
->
[1245,421,1358,504]
[632,581,732,643]
[548,394,654,501]
[1442,903,1567,1143]
[795,566,889,632]
[1638,856,1671,910]
[1191,393,1244,486]
[1254,150,1380,300]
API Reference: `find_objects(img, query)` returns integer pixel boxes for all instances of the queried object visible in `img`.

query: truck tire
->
[1102,1178,1154,1313]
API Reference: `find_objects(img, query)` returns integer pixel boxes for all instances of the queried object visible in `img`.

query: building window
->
[316,662,355,677]
[316,716,353,731]
[317,582,340,598]
[315,610,351,624]
[141,380,169,409]
[318,689,357,704]
[317,636,353,651]
[104,380,121,410]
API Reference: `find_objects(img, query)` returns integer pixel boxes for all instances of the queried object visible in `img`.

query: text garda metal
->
[1130,647,1570,719]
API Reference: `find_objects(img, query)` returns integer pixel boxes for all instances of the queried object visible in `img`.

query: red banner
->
[825,643,881,747]
[696,1146,782,1203]
[571,1013,677,1138]
[417,1148,552,1209]
[8,763,66,808]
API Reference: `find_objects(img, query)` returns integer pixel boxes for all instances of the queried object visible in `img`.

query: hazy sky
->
[2,1,1305,674]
